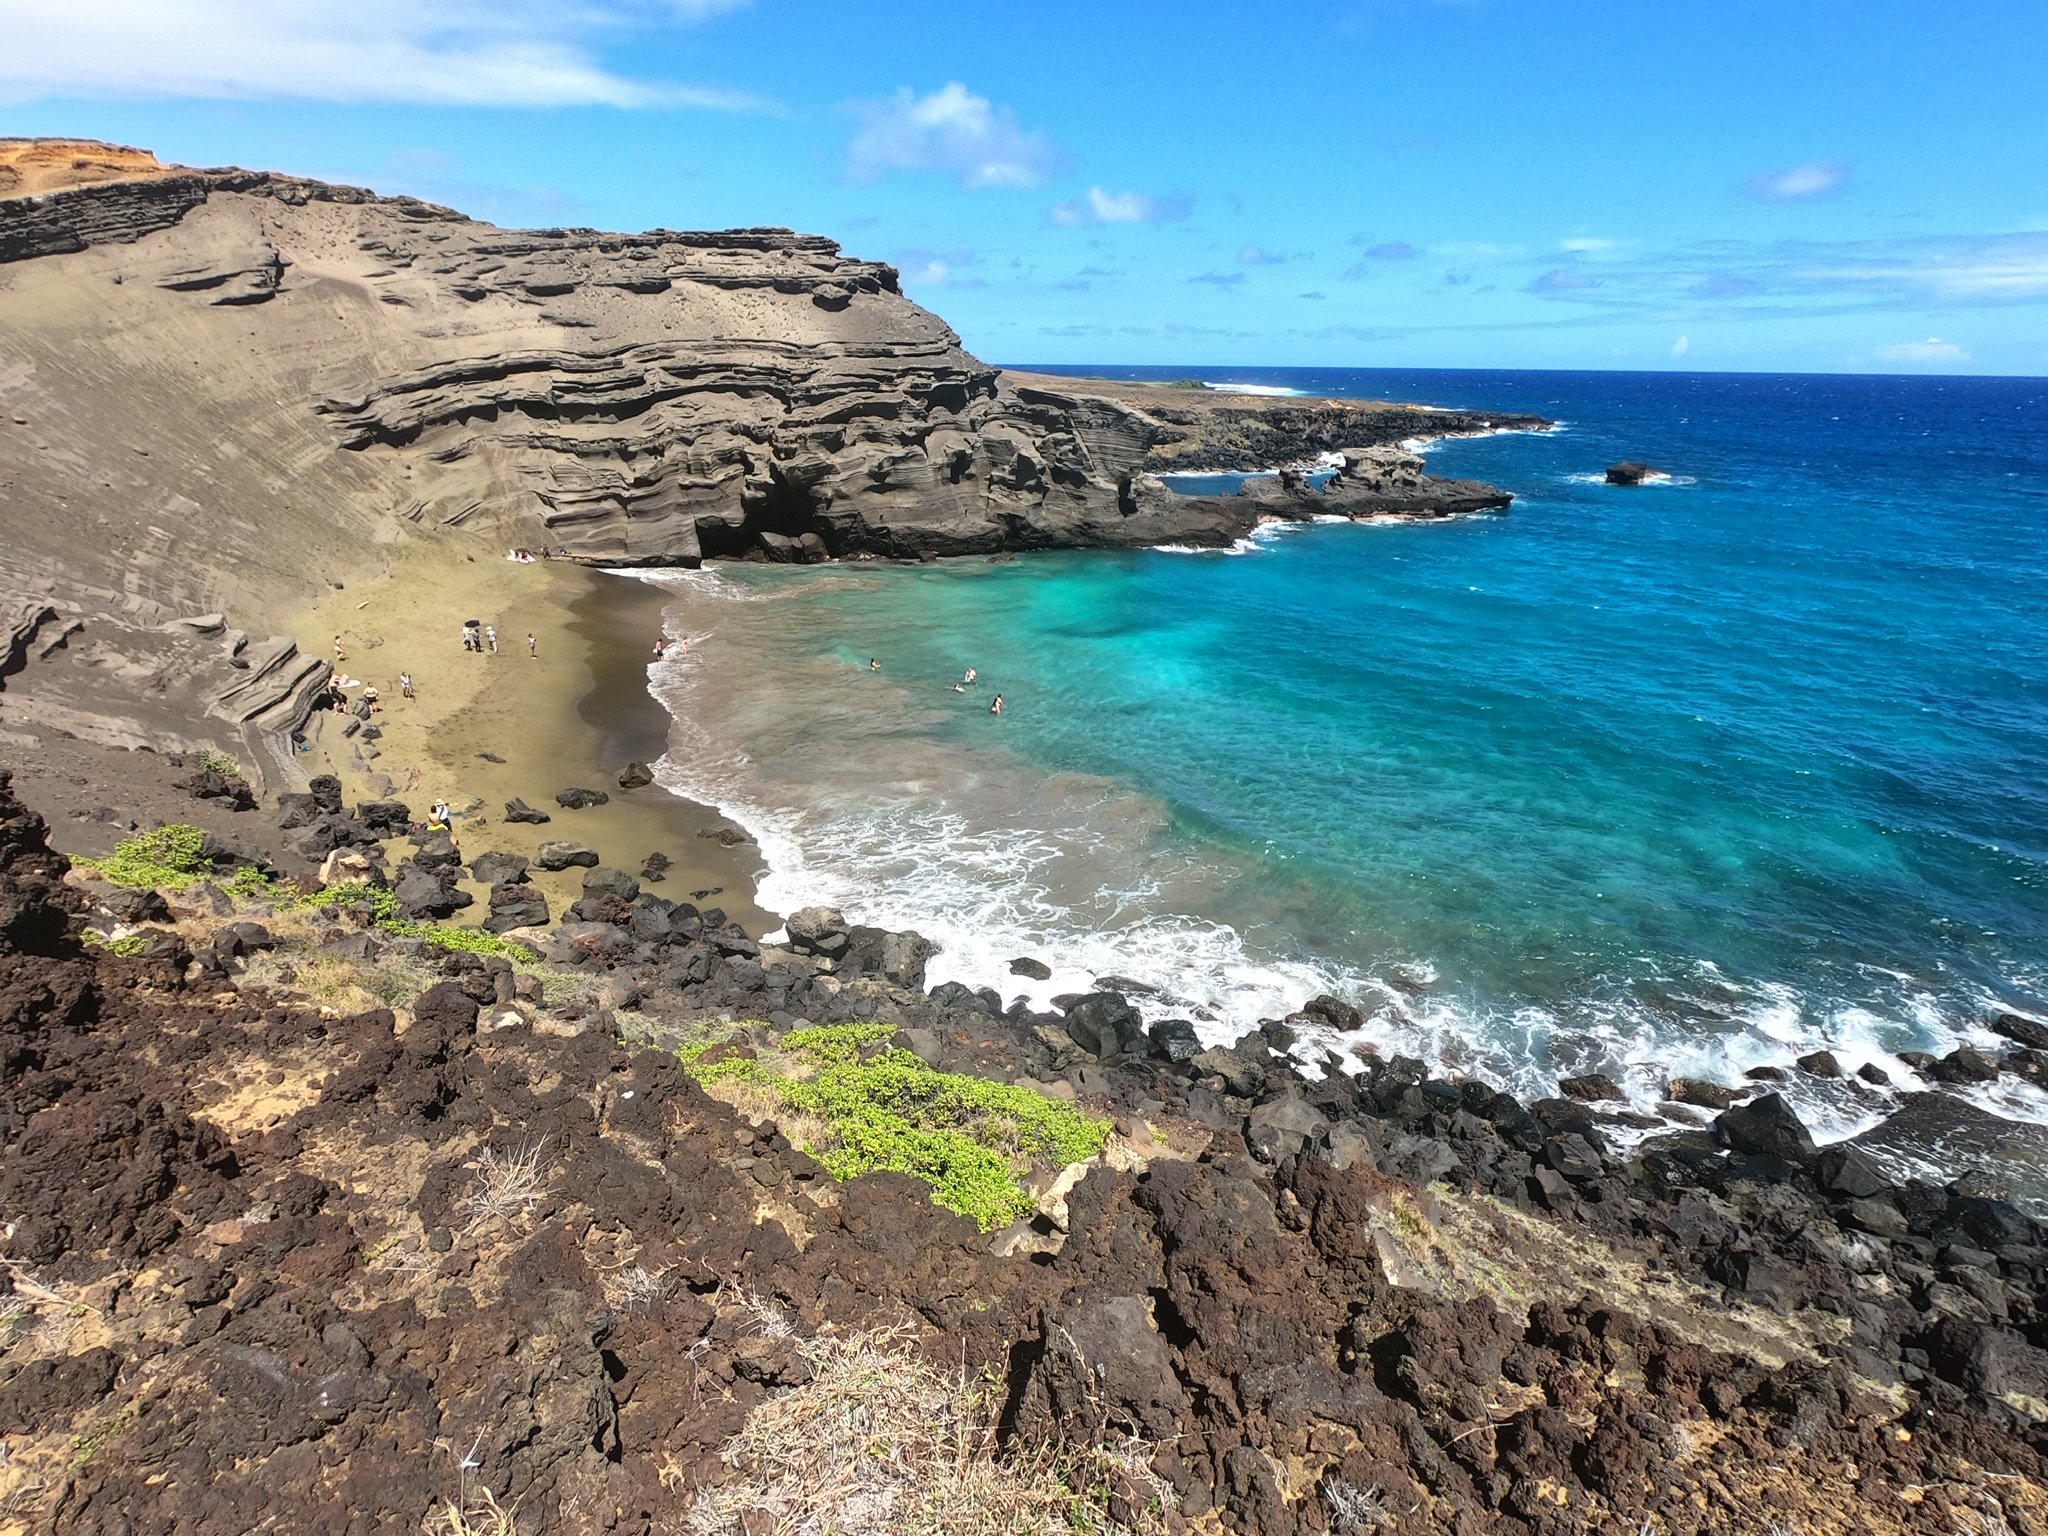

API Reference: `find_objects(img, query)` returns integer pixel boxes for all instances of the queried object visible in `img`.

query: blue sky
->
[6,0,2047,374]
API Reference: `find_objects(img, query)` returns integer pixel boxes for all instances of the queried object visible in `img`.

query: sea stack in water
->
[1606,461,1657,485]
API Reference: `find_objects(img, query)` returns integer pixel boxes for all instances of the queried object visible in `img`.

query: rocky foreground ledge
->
[4,765,2047,1535]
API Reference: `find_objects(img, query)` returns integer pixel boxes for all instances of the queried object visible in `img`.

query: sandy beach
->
[291,545,772,936]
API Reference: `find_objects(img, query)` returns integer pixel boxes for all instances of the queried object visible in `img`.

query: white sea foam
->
[1203,381,1312,397]
[615,565,2022,1170]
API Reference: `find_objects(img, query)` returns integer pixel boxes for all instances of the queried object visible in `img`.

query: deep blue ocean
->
[644,367,2048,1145]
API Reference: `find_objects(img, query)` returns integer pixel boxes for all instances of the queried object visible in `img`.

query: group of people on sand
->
[867,657,1003,714]
[458,622,537,658]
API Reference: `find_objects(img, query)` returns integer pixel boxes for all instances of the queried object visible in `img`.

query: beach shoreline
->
[289,543,772,937]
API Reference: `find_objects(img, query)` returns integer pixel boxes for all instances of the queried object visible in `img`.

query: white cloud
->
[1237,245,1297,266]
[847,82,1058,188]
[1048,185,1191,226]
[1671,334,1690,356]
[0,0,760,108]
[1561,236,1618,253]
[1748,160,1850,201]
[1876,337,1970,364]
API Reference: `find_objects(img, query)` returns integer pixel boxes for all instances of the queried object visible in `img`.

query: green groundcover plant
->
[682,1022,1109,1230]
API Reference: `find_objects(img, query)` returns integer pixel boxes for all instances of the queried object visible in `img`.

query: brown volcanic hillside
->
[0,139,1533,779]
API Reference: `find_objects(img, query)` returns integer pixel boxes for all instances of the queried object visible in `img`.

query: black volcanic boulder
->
[786,905,851,959]
[1559,1073,1626,1103]
[356,800,412,837]
[617,761,655,789]
[1606,461,1655,485]
[1009,955,1053,981]
[582,866,641,902]
[484,882,550,934]
[504,798,552,825]
[535,841,600,872]
[1062,991,1143,1057]
[409,831,462,871]
[1992,1012,2048,1051]
[392,865,471,921]
[554,787,610,810]
[1714,1092,1818,1165]
[175,768,256,812]
[469,851,530,886]
[1146,1018,1203,1063]
[307,774,344,813]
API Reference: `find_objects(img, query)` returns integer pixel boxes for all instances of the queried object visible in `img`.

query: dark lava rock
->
[616,761,655,789]
[1061,991,1143,1057]
[392,866,471,920]
[639,850,671,883]
[1146,1018,1203,1063]
[1559,1072,1626,1103]
[1668,1078,1744,1110]
[469,851,530,886]
[1606,461,1655,485]
[1992,1011,2048,1052]
[355,800,412,837]
[1715,1092,1818,1165]
[1544,1132,1606,1181]
[1930,1047,2001,1085]
[535,841,600,872]
[174,768,256,811]
[554,786,610,810]
[484,882,550,934]
[1301,993,1365,1031]
[1815,1144,1890,1200]
[1857,1062,1893,1086]
[308,773,344,813]
[786,905,850,958]
[582,866,641,902]
[1796,1050,1843,1079]
[101,885,170,923]
[410,831,462,871]
[1745,1065,1789,1082]
[503,797,552,824]
[1008,956,1053,981]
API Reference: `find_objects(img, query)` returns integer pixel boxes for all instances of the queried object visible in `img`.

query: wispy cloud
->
[1187,271,1247,289]
[848,82,1059,187]
[1528,267,1599,294]
[1560,236,1618,254]
[1049,185,1192,226]
[894,246,979,286]
[1671,334,1690,357]
[0,0,762,108]
[1876,336,1969,364]
[1237,245,1301,266]
[1747,160,1850,202]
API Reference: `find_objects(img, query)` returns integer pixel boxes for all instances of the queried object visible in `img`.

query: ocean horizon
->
[634,364,2048,1161]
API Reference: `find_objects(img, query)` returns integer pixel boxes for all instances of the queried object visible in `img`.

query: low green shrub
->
[82,930,149,957]
[75,824,211,890]
[680,1020,1109,1229]
[197,749,244,780]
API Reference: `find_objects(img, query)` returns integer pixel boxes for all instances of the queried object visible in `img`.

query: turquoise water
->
[645,368,2048,1137]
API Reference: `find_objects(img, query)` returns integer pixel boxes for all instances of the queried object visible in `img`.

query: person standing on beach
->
[486,625,498,655]
[333,634,346,664]
[528,633,538,659]
[400,671,414,700]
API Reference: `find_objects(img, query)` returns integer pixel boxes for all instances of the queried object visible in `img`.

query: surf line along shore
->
[291,546,772,939]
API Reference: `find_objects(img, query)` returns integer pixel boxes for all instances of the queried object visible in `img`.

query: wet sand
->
[292,548,771,936]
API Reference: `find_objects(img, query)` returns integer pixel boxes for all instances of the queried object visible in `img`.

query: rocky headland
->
[7,138,2047,1534]
[0,138,1542,782]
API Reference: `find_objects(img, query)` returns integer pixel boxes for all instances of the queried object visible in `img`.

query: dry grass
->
[1324,1476,1394,1532]
[684,1321,1172,1536]
[458,1139,553,1238]
[424,1487,516,1536]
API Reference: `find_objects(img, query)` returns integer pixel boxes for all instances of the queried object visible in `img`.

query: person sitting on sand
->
[990,693,1004,715]
[333,634,346,663]
[428,800,450,828]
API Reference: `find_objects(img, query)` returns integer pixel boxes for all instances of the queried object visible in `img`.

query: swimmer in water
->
[869,657,880,671]
[990,693,1004,715]
[964,667,977,686]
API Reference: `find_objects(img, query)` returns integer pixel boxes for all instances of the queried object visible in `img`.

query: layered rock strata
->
[0,139,1540,772]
